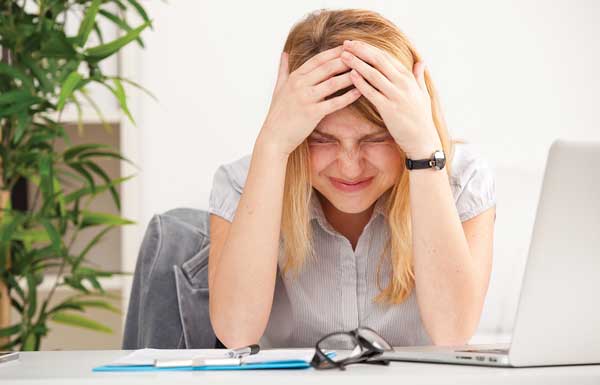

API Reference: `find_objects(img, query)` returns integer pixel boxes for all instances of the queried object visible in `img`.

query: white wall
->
[121,0,600,339]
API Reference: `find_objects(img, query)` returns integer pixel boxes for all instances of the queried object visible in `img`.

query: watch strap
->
[405,158,435,170]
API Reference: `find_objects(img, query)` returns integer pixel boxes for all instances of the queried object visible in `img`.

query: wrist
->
[404,141,443,160]
[255,129,291,163]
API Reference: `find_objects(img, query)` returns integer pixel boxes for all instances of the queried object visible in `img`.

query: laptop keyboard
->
[455,348,509,355]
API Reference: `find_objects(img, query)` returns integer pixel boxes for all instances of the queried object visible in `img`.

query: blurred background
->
[33,0,600,349]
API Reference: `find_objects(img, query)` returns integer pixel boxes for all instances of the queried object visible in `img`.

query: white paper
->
[110,348,316,366]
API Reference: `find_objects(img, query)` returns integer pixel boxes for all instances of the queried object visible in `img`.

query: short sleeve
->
[208,155,251,222]
[449,143,496,222]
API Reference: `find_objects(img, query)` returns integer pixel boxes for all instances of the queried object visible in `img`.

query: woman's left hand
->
[341,40,442,159]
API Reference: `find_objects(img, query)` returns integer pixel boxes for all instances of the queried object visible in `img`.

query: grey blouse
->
[208,142,496,348]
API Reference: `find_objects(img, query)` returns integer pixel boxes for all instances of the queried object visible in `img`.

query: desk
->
[1,350,599,384]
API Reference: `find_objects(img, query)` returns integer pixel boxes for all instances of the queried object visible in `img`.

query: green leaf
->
[57,71,83,111]
[124,0,152,27]
[78,151,131,163]
[0,324,21,338]
[38,154,55,209]
[92,22,105,45]
[21,56,54,93]
[0,90,35,105]
[63,143,110,161]
[67,162,96,194]
[73,226,113,269]
[0,62,34,90]
[78,88,113,133]
[98,9,144,47]
[14,112,31,145]
[84,21,151,62]
[64,175,133,204]
[40,31,78,58]
[72,300,120,314]
[113,76,157,101]
[64,276,89,293]
[12,228,50,244]
[40,218,62,254]
[77,0,103,47]
[83,161,121,210]
[51,312,113,333]
[0,100,39,119]
[111,78,135,124]
[25,273,38,319]
[80,211,134,228]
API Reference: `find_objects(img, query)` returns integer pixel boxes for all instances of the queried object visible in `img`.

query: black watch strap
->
[405,150,446,170]
[405,158,434,170]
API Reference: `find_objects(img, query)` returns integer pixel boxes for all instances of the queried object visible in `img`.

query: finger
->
[303,57,350,86]
[343,40,408,83]
[341,51,396,98]
[296,45,344,76]
[274,52,289,94]
[316,87,361,115]
[413,61,428,93]
[349,69,386,106]
[311,72,354,101]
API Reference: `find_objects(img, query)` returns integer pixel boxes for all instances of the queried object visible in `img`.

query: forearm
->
[209,130,288,347]
[409,167,485,345]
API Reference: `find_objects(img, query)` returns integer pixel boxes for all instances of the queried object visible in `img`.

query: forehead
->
[315,108,386,136]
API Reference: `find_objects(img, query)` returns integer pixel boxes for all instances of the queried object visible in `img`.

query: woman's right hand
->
[259,45,362,156]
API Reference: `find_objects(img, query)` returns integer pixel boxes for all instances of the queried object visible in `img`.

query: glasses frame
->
[311,327,392,370]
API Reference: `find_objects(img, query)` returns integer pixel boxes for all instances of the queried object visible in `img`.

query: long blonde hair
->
[280,9,454,304]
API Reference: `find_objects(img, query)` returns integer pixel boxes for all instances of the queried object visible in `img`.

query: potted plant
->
[0,0,152,351]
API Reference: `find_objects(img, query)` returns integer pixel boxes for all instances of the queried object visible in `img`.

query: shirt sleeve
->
[450,143,497,222]
[208,155,251,222]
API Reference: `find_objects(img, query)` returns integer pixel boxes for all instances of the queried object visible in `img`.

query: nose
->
[336,143,364,180]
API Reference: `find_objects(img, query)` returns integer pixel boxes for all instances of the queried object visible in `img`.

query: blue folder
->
[93,360,312,372]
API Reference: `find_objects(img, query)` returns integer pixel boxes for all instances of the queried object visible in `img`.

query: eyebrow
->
[311,128,389,141]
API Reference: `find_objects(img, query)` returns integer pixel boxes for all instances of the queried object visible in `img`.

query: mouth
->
[329,176,374,193]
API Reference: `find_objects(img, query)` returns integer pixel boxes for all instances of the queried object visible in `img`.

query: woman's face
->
[308,107,403,214]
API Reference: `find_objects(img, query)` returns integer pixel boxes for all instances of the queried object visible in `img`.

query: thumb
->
[274,51,289,93]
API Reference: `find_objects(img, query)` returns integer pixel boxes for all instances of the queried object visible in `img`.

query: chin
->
[320,190,377,214]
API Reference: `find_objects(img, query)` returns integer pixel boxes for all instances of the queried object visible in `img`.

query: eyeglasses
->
[310,327,393,370]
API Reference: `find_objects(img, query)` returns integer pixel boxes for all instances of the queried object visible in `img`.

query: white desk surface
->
[1,350,599,385]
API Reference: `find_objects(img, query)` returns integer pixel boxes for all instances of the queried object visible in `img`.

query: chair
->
[122,208,224,349]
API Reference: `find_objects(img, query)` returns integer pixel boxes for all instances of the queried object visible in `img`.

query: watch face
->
[433,150,446,170]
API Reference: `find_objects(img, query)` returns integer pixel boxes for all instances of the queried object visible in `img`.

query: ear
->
[412,61,428,94]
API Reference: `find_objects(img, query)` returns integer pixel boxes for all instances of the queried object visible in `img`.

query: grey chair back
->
[122,208,219,349]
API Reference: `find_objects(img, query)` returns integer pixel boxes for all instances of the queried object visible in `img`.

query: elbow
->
[209,301,264,349]
[427,312,481,347]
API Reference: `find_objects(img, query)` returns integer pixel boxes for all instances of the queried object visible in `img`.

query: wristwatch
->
[405,150,446,171]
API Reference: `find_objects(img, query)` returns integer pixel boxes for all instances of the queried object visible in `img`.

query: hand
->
[260,46,362,157]
[340,40,442,159]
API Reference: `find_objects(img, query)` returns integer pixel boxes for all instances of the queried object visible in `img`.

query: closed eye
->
[308,137,336,144]
[363,137,389,143]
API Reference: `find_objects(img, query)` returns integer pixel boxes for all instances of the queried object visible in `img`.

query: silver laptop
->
[383,139,600,367]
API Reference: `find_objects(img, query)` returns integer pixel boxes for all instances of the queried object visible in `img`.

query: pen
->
[227,344,260,358]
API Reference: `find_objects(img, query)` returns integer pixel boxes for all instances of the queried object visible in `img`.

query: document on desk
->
[93,348,318,371]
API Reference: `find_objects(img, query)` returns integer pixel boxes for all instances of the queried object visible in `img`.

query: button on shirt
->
[208,143,496,348]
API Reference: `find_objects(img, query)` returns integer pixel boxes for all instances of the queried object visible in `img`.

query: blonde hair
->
[280,9,455,304]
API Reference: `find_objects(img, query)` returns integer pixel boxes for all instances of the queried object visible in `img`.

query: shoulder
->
[208,154,251,222]
[448,142,496,221]
[212,154,252,193]
[448,142,492,186]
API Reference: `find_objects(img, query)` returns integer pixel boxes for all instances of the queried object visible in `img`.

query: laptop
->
[383,139,600,367]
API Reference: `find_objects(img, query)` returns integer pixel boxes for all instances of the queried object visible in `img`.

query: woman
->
[208,9,496,349]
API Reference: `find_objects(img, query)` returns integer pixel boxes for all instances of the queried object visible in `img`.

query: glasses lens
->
[356,328,393,352]
[316,332,363,364]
